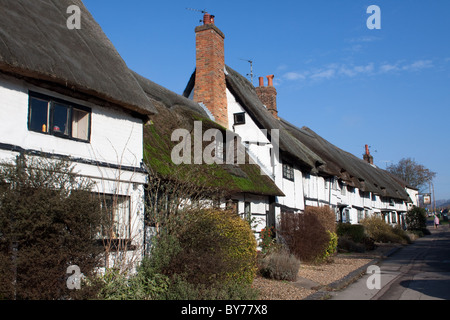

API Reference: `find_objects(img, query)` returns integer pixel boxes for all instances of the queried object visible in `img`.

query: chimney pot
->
[363,144,374,164]
[203,12,215,25]
[256,74,278,119]
[258,77,264,87]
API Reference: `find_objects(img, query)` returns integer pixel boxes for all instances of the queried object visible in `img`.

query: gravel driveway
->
[253,243,401,300]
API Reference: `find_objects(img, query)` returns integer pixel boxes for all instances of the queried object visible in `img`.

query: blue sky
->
[83,0,450,200]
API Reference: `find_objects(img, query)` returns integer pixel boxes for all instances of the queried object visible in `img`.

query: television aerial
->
[240,58,254,85]
[186,8,208,23]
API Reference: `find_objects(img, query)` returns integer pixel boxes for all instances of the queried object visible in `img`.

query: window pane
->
[102,195,130,239]
[244,202,251,219]
[72,108,89,140]
[283,163,294,181]
[52,103,69,135]
[234,113,245,125]
[29,97,49,133]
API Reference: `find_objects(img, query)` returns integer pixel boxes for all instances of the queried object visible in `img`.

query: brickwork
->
[255,76,279,119]
[194,21,228,128]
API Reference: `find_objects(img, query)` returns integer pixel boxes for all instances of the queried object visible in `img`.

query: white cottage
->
[0,0,157,269]
[183,13,325,234]
[183,12,416,231]
[282,123,416,226]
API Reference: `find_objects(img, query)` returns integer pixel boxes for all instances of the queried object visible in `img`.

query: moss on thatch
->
[143,107,283,197]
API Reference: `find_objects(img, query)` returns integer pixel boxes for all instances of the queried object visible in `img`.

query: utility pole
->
[432,181,436,214]
[429,181,436,214]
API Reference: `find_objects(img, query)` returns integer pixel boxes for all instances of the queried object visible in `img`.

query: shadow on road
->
[399,279,450,300]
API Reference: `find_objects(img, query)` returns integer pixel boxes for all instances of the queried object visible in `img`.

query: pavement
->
[302,244,402,300]
[305,223,450,300]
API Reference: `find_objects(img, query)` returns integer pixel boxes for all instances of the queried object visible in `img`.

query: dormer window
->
[28,91,91,142]
[233,112,246,125]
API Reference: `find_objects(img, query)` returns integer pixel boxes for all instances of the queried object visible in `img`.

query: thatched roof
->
[184,63,410,202]
[132,70,284,197]
[280,120,411,201]
[184,66,325,172]
[0,0,156,117]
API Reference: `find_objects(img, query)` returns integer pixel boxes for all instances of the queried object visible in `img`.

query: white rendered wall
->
[226,89,274,177]
[0,74,147,265]
[0,73,145,182]
[226,89,305,211]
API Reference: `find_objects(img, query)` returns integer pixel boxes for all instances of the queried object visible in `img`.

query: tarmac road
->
[330,222,450,300]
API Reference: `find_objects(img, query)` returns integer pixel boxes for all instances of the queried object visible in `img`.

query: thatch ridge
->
[224,65,325,172]
[281,120,411,201]
[132,69,284,197]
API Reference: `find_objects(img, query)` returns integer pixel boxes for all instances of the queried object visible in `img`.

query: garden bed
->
[253,243,400,300]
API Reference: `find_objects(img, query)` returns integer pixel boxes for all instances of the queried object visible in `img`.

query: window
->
[244,201,251,219]
[329,178,338,190]
[357,208,364,223]
[341,208,350,223]
[391,212,397,224]
[28,91,91,142]
[233,112,246,125]
[226,200,239,215]
[340,183,347,196]
[101,194,131,240]
[282,163,294,181]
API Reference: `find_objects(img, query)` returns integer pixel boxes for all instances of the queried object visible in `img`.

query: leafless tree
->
[386,157,436,192]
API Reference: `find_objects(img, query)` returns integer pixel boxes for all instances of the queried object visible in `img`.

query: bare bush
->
[278,206,336,264]
[0,155,106,299]
[258,248,301,281]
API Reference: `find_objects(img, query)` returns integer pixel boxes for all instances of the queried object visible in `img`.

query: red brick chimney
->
[193,13,228,128]
[256,75,279,119]
[363,144,374,164]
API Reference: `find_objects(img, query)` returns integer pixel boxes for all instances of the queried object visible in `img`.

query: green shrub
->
[392,225,412,244]
[337,223,377,252]
[337,223,366,243]
[176,208,258,285]
[97,268,169,300]
[142,208,258,300]
[362,236,377,250]
[158,274,259,300]
[360,216,407,244]
[405,206,427,232]
[338,236,366,253]
[258,248,301,281]
[324,231,338,259]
